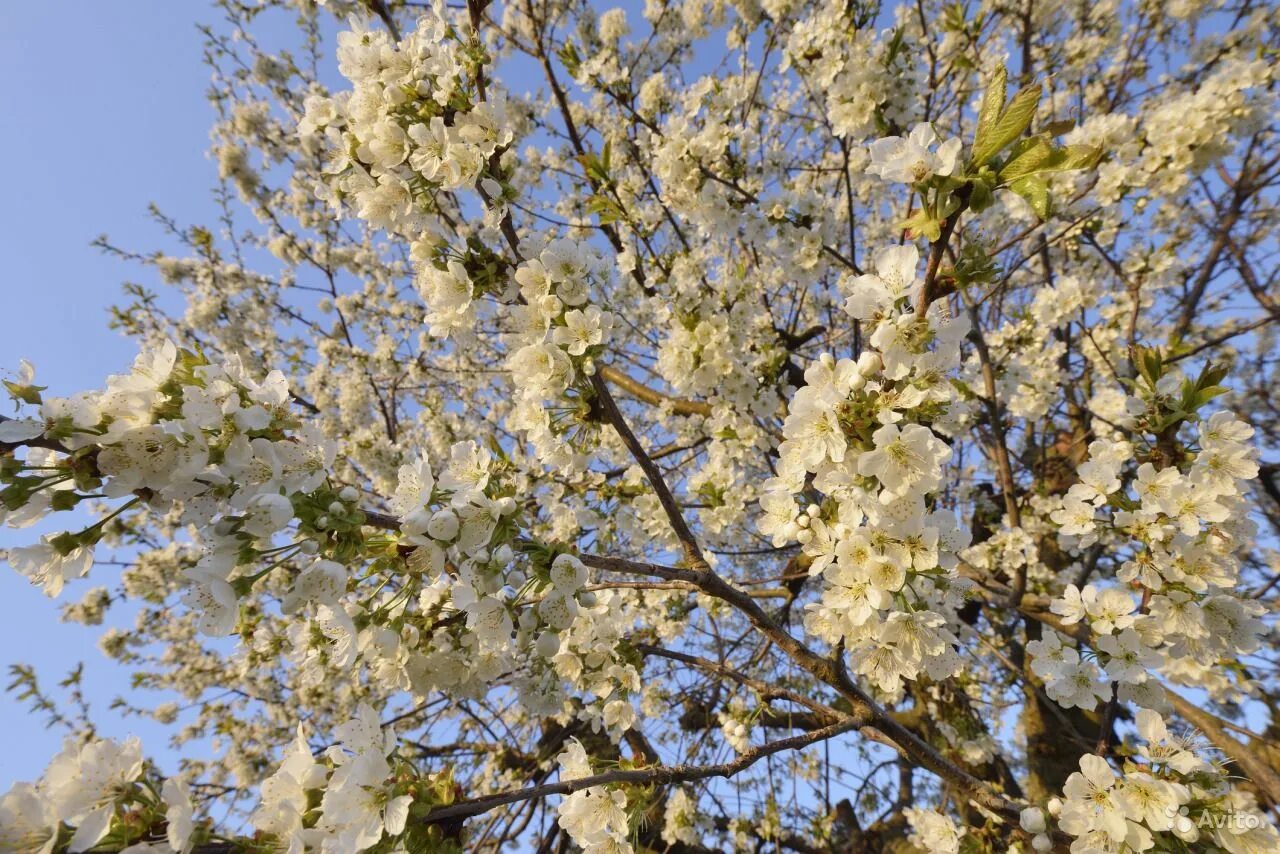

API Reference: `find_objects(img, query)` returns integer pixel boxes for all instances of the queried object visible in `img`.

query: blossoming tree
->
[3,0,1280,851]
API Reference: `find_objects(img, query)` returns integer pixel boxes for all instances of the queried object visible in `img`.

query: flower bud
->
[535,631,560,658]
[517,608,538,631]
[402,508,431,537]
[427,508,459,540]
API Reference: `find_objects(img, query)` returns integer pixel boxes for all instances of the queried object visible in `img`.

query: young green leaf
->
[974,65,1008,157]
[998,137,1055,182]
[1009,175,1050,219]
[973,81,1042,165]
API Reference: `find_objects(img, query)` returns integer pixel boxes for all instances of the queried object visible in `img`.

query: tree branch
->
[420,719,862,825]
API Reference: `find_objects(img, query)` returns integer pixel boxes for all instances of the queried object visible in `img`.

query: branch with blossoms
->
[6,1,1280,853]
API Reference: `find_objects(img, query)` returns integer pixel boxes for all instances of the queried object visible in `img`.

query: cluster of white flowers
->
[0,736,194,853]
[756,244,973,696]
[0,705,475,854]
[716,696,754,753]
[1028,710,1280,853]
[904,709,1280,853]
[555,738,633,854]
[6,0,1280,849]
[783,5,897,140]
[959,275,1096,421]
[660,786,706,847]
[1034,407,1265,708]
[1130,58,1273,198]
[504,238,618,469]
[905,806,965,853]
[379,448,641,732]
[2,343,335,613]
[299,12,514,239]
[0,342,642,737]
[1056,56,1273,205]
[252,705,417,852]
[655,313,741,398]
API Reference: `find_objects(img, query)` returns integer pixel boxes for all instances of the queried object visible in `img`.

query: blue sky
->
[0,1,227,785]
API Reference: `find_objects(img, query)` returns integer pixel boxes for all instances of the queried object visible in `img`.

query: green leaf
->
[973,81,1042,165]
[585,195,624,225]
[1202,363,1230,386]
[557,41,582,77]
[1055,144,1103,172]
[999,140,1103,184]
[1135,346,1163,386]
[1194,385,1230,407]
[998,137,1055,182]
[973,65,1008,159]
[882,27,907,67]
[2,380,44,406]
[577,150,610,185]
[50,490,82,512]
[1009,175,1050,219]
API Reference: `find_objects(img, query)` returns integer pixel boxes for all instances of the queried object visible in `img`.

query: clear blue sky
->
[0,1,229,785]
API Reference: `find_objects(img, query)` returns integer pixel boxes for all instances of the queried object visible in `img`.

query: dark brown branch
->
[421,719,861,825]
[590,372,709,567]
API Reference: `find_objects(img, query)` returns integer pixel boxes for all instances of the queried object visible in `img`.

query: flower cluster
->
[908,710,1280,853]
[782,7,897,139]
[0,736,194,853]
[660,787,706,847]
[555,738,633,854]
[1028,710,1280,853]
[504,238,618,470]
[905,806,965,854]
[0,706,475,854]
[252,705,418,852]
[716,697,754,753]
[1126,58,1272,199]
[757,244,973,697]
[2,343,333,608]
[6,0,1280,850]
[1,343,639,738]
[299,12,514,240]
[1033,403,1266,709]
